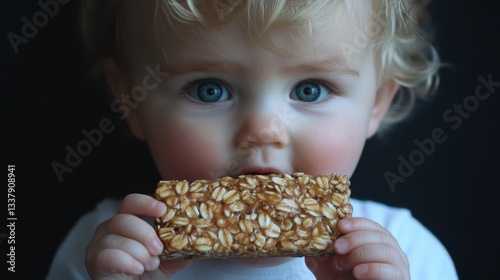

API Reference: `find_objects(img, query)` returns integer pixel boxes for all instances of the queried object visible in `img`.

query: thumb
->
[158,259,192,278]
[305,255,342,280]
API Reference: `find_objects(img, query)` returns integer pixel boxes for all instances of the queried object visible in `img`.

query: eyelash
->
[179,77,229,95]
[294,79,341,104]
[302,79,339,94]
[179,77,341,101]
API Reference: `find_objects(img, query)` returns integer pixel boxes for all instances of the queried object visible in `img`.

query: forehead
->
[120,1,373,68]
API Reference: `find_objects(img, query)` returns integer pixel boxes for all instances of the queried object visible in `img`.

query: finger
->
[352,263,408,280]
[305,255,342,280]
[96,234,160,271]
[336,218,409,267]
[86,248,145,278]
[118,193,167,217]
[337,243,407,271]
[95,214,164,256]
[337,218,387,234]
[137,260,192,280]
[334,230,400,255]
[157,260,193,278]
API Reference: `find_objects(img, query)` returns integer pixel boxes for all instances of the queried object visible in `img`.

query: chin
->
[224,257,294,267]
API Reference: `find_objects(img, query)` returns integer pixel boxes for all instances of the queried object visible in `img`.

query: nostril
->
[273,139,287,148]
[234,114,289,149]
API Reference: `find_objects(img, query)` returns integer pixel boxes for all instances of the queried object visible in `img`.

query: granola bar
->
[154,172,353,260]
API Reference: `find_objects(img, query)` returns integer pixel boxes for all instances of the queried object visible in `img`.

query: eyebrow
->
[159,61,240,76]
[284,58,360,76]
[159,57,359,77]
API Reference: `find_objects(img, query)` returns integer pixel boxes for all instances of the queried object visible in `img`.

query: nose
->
[234,109,289,150]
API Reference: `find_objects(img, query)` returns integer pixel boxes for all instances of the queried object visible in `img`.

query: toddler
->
[47,0,458,279]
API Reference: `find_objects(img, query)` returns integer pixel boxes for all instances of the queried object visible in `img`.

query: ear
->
[103,58,146,140]
[366,79,399,138]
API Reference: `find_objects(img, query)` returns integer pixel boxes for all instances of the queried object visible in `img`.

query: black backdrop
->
[2,1,499,279]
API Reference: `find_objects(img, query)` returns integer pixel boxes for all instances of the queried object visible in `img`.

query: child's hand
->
[85,193,192,280]
[305,217,410,280]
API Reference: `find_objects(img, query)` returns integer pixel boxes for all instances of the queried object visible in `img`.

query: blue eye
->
[187,81,230,103]
[291,81,330,102]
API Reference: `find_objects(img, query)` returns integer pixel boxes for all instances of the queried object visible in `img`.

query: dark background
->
[2,1,499,279]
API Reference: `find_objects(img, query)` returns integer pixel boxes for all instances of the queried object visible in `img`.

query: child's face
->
[109,3,396,268]
[119,5,394,183]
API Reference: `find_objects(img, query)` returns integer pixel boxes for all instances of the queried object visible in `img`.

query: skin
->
[85,2,410,280]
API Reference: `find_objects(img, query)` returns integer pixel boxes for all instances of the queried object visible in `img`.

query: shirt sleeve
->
[45,199,121,280]
[350,199,459,280]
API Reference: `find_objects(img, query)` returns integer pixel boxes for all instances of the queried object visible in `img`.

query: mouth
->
[240,167,284,176]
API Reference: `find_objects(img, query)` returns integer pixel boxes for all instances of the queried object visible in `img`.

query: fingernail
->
[339,219,351,229]
[149,256,160,270]
[132,261,144,274]
[335,256,345,270]
[154,201,166,212]
[335,238,349,252]
[153,239,163,253]
[355,264,369,276]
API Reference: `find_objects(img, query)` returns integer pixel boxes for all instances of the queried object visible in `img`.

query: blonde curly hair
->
[80,0,440,129]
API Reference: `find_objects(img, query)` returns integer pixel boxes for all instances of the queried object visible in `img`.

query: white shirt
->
[46,198,458,280]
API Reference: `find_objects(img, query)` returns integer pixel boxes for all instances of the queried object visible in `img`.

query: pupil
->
[296,83,320,102]
[198,82,222,102]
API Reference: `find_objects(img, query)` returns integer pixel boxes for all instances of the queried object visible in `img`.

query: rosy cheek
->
[293,123,365,177]
[146,122,227,181]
